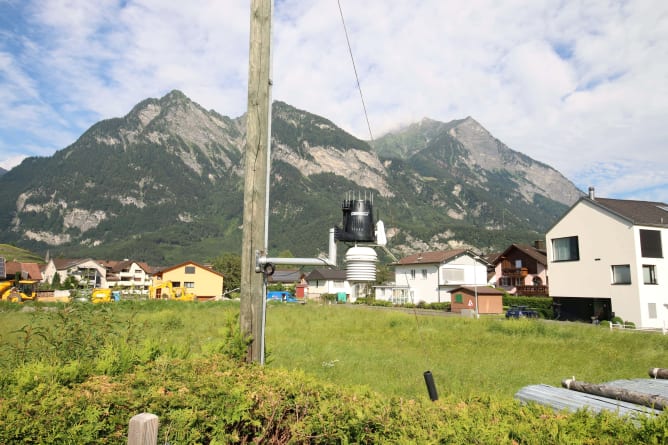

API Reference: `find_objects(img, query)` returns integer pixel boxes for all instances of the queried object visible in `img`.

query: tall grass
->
[265,304,668,400]
[1,300,666,402]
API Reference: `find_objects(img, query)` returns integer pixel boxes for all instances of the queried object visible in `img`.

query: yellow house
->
[151,261,224,300]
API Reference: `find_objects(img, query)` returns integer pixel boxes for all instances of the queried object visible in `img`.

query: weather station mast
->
[240,0,391,365]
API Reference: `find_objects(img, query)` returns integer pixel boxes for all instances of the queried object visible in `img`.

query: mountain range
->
[0,90,582,265]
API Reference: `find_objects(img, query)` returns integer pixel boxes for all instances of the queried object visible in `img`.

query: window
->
[643,265,657,284]
[421,269,428,279]
[640,230,663,258]
[552,236,579,261]
[648,303,657,319]
[455,293,463,303]
[442,268,465,283]
[185,266,196,274]
[410,269,416,279]
[185,282,195,288]
[515,259,522,268]
[611,265,631,284]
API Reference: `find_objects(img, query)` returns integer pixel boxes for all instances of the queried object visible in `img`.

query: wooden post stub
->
[649,368,668,379]
[128,412,158,445]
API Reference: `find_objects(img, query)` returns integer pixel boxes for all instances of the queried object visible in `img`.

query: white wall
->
[395,255,488,304]
[547,199,668,328]
[632,226,668,329]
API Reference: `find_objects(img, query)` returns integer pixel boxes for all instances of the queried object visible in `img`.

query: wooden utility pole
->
[240,0,272,363]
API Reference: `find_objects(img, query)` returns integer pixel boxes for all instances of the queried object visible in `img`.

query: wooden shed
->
[450,286,505,314]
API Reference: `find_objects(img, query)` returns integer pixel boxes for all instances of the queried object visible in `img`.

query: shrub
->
[427,302,451,311]
[320,293,338,303]
[369,300,393,307]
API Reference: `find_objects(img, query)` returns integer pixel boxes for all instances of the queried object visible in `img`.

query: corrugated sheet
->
[605,378,668,398]
[515,381,663,417]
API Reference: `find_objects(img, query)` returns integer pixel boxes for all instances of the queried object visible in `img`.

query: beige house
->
[547,188,668,328]
[151,261,224,300]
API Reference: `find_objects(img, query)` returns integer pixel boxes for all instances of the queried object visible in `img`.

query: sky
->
[1,0,667,202]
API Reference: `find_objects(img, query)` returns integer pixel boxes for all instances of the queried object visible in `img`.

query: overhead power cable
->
[337,0,374,144]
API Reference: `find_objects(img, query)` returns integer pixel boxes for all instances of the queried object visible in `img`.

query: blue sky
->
[1,0,667,202]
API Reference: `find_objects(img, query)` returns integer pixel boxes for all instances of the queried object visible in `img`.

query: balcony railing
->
[515,285,549,297]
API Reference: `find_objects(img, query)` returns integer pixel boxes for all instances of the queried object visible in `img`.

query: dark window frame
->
[640,229,663,258]
[611,264,631,285]
[643,264,657,285]
[551,236,580,262]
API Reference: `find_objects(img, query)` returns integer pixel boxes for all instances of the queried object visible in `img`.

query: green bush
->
[321,293,338,303]
[427,302,451,311]
[1,354,667,444]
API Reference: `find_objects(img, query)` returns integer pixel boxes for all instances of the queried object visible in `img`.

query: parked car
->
[505,306,539,319]
[267,290,304,303]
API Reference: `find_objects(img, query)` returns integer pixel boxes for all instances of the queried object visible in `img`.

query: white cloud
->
[0,0,666,203]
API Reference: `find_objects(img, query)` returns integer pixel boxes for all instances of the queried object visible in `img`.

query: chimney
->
[588,186,595,200]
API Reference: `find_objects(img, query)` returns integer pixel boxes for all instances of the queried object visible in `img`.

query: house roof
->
[592,198,668,228]
[450,286,505,296]
[154,261,224,278]
[5,262,43,280]
[397,249,485,266]
[268,269,304,283]
[51,258,88,270]
[306,268,347,281]
[495,244,547,266]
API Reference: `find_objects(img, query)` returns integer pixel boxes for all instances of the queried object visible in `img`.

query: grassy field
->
[1,300,666,403]
[265,303,668,400]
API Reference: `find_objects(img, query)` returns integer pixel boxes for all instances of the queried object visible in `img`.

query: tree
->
[51,272,61,289]
[211,253,241,293]
[375,263,393,285]
[62,275,79,290]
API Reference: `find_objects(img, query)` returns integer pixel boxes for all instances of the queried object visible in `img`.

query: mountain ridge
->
[0,90,582,264]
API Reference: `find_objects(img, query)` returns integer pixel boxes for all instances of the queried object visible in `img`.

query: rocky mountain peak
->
[0,91,582,262]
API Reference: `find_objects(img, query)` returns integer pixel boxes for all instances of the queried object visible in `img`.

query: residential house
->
[390,249,490,304]
[546,188,668,329]
[491,242,549,296]
[151,261,224,300]
[267,269,304,286]
[305,269,351,301]
[4,261,43,281]
[42,258,108,288]
[100,260,153,294]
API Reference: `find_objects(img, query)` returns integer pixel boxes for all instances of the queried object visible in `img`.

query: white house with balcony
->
[42,258,108,288]
[546,188,668,329]
[389,249,490,304]
[101,260,153,294]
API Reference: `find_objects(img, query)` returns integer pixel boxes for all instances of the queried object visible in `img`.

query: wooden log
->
[649,368,668,379]
[128,412,158,445]
[562,378,668,411]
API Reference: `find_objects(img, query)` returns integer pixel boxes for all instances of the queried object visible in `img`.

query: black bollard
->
[423,370,438,401]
